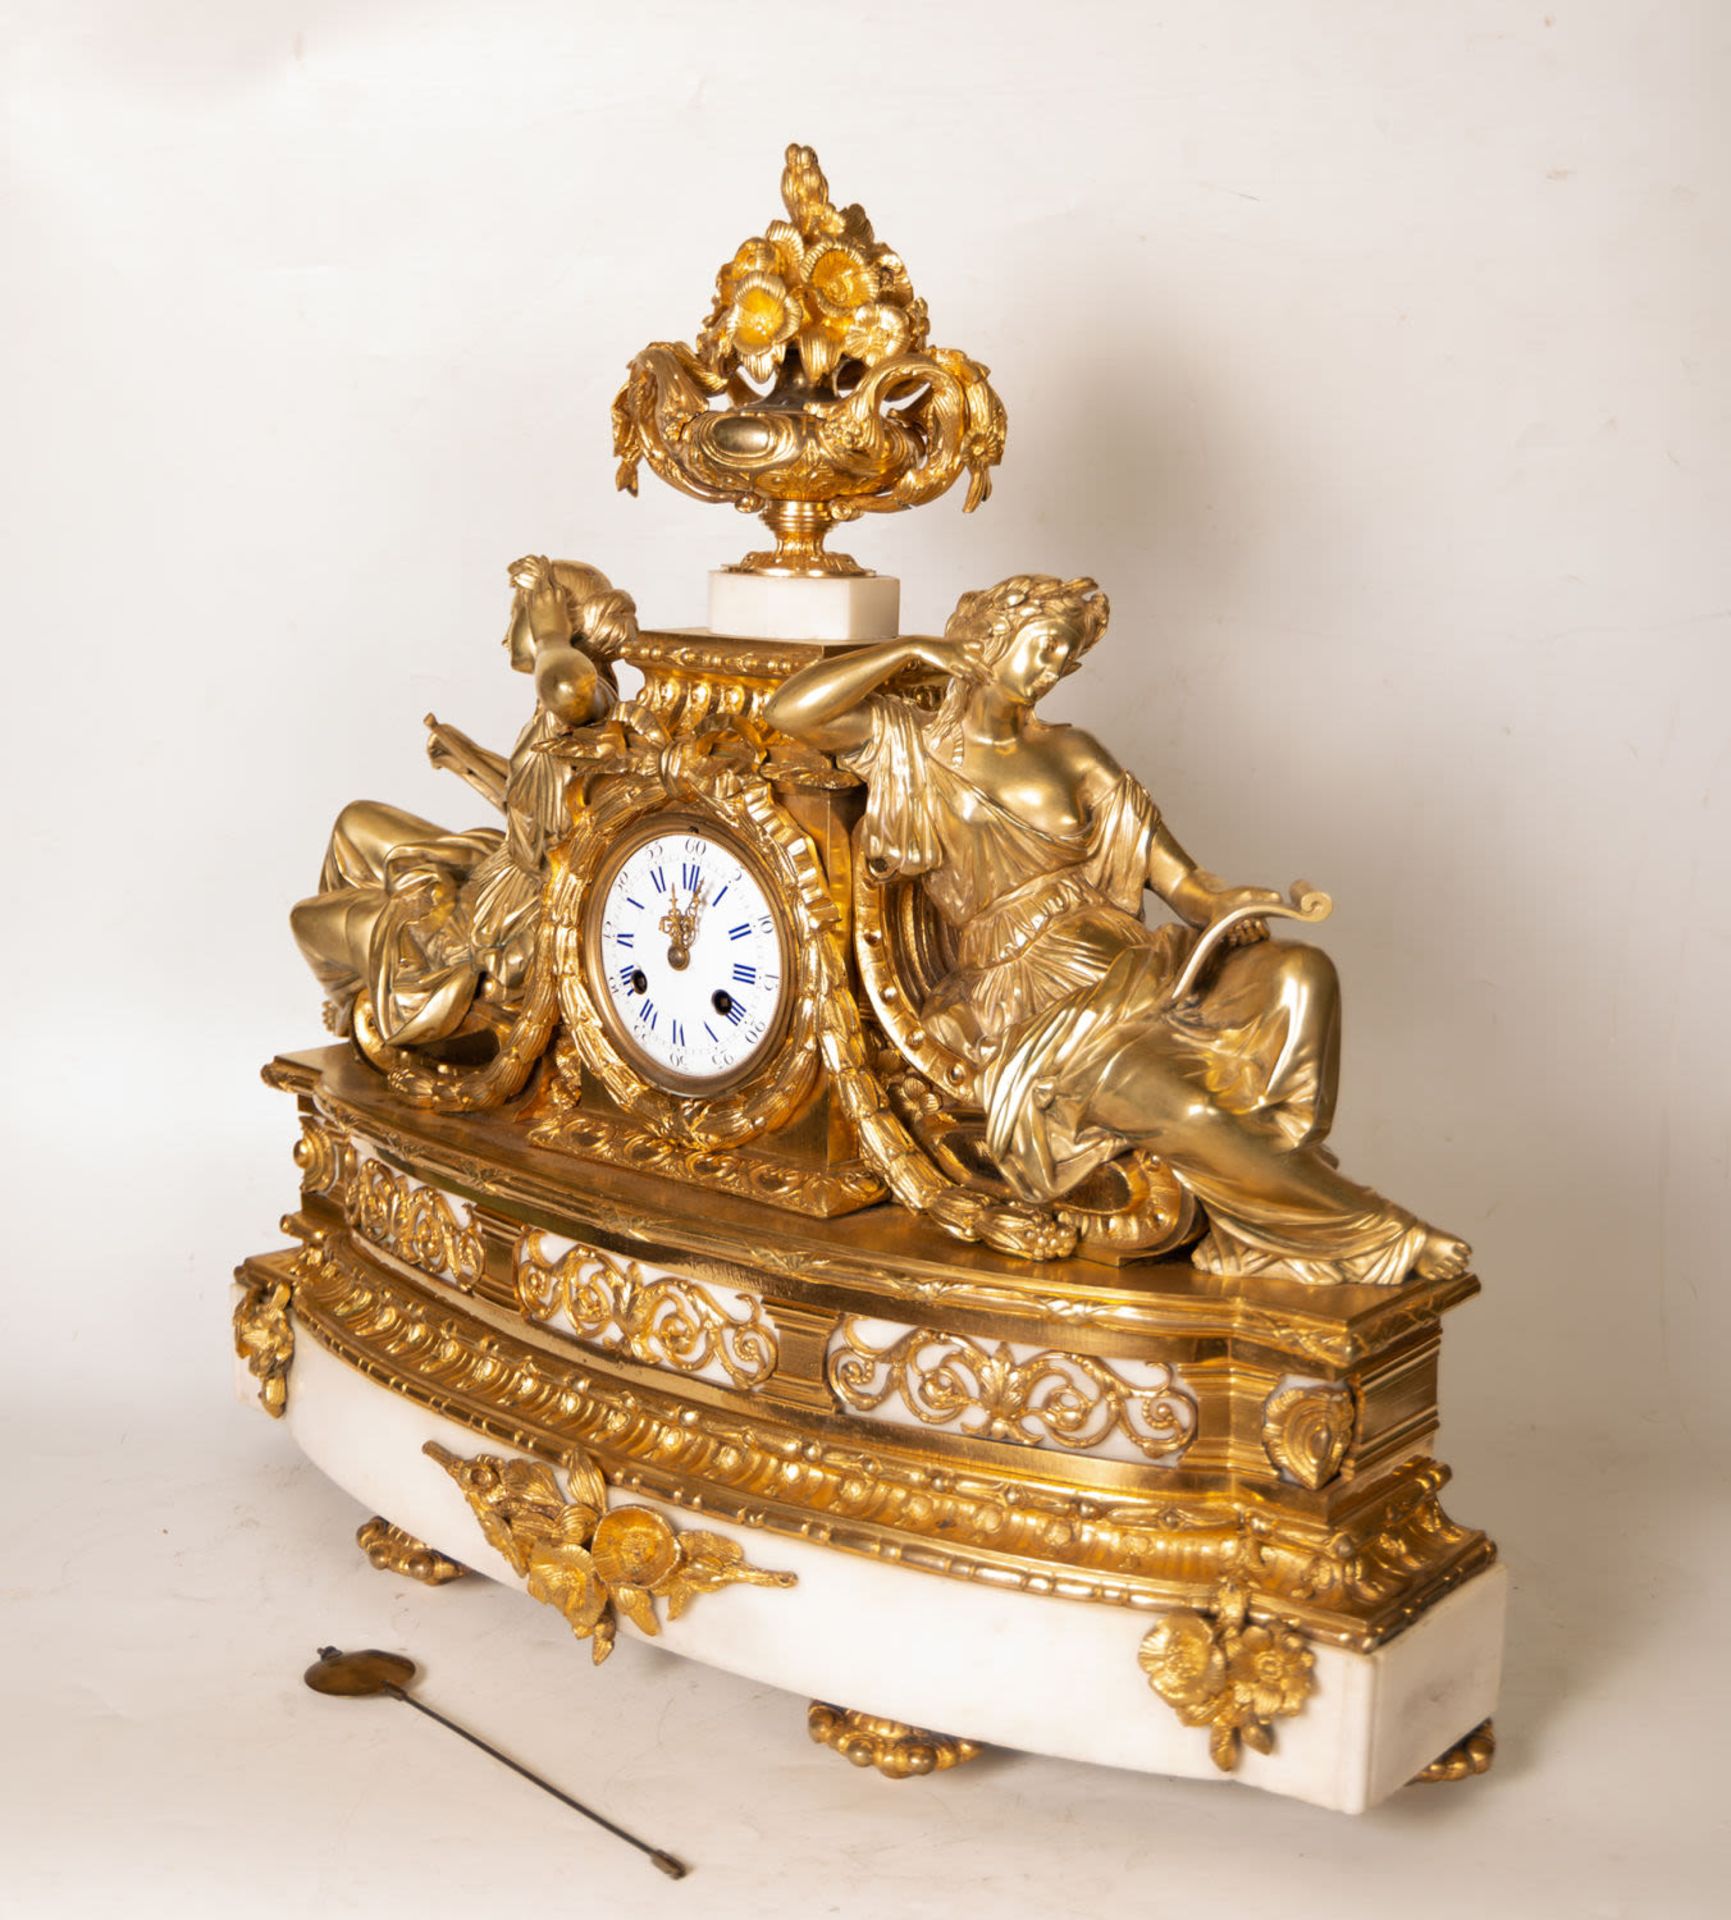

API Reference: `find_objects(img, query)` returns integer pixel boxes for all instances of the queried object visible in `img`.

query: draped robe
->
[296,704,571,1048]
[842,698,1428,1286]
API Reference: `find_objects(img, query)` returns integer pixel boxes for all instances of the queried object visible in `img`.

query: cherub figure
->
[766,575,1469,1286]
[290,557,633,1054]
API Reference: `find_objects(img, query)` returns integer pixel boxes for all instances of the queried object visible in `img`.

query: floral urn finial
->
[612,144,1006,577]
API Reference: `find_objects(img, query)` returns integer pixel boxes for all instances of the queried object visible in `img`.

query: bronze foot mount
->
[1412,1718,1496,1784]
[355,1517,469,1587]
[808,1702,983,1780]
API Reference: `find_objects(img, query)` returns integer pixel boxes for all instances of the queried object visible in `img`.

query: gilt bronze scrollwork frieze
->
[825,1317,1198,1462]
[249,1232,1494,1648]
[514,1228,780,1391]
[349,1151,487,1290]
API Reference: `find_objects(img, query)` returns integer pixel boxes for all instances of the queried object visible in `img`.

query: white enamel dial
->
[592,824,788,1089]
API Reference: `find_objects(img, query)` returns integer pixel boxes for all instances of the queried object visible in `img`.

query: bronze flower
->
[1138,1583,1314,1771]
[426,1442,796,1665]
[719,271,800,383]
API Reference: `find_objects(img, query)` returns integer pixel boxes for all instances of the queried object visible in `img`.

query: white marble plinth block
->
[708,569,900,641]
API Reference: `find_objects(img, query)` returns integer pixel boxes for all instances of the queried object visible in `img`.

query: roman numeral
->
[614,929,633,946]
[651,868,667,893]
[671,1019,685,1048]
[729,923,751,940]
[732,962,757,985]
[724,1000,746,1026]
[681,862,701,892]
[640,1000,658,1029]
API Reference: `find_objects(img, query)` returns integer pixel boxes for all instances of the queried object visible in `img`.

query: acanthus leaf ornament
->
[424,1442,795,1664]
[612,144,1005,576]
[233,1270,294,1418]
[1261,1383,1357,1490]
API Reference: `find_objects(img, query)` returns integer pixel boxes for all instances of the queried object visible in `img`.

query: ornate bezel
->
[552,762,832,1147]
[578,807,796,1097]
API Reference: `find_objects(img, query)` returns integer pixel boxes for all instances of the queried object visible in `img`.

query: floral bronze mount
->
[611,143,1007,578]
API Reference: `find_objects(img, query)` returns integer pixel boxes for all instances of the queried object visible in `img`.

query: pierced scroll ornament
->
[827,1318,1197,1461]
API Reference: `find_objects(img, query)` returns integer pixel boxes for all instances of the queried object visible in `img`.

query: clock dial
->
[592,826,788,1089]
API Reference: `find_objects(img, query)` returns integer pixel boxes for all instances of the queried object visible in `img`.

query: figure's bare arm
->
[1058,727,1278,931]
[524,575,616,728]
[423,715,510,810]
[1148,818,1286,937]
[764,636,957,751]
[1146,821,1223,926]
[534,642,614,728]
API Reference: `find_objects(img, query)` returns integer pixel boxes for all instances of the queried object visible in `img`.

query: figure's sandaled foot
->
[807,1703,983,1779]
[1414,1230,1473,1281]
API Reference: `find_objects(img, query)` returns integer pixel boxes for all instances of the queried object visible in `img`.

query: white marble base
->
[708,568,900,641]
[270,1327,1506,1813]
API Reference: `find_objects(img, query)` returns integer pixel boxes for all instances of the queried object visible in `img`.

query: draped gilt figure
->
[290,557,633,1056]
[765,575,1470,1287]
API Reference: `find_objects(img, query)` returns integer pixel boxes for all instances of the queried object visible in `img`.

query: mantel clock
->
[236,145,1504,1813]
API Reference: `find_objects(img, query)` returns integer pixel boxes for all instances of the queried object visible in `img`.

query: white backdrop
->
[4,3,1727,1915]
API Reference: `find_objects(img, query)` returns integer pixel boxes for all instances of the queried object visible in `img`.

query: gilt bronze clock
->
[237,145,1504,1813]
